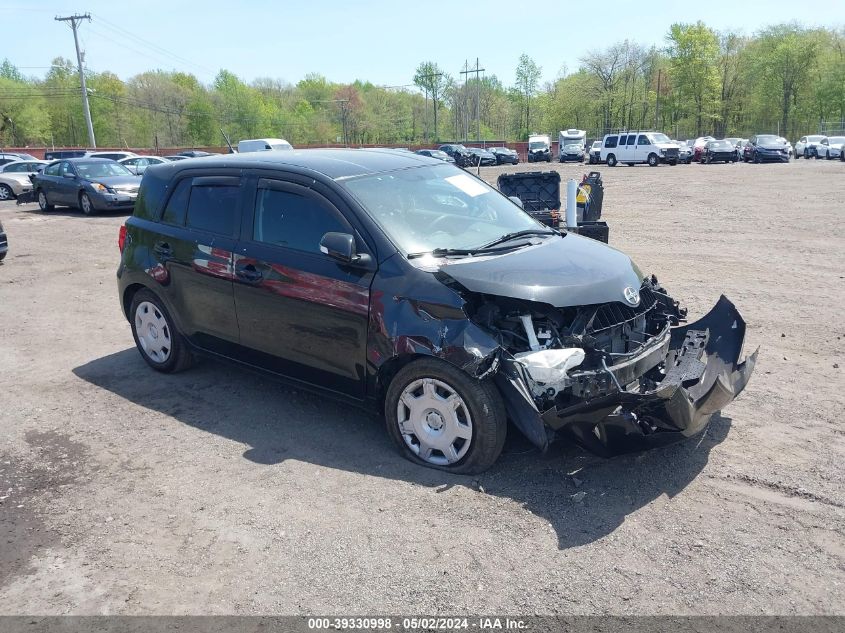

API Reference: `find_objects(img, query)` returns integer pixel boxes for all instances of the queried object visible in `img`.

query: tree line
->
[0,21,843,149]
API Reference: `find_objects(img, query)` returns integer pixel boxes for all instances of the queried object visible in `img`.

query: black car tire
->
[37,189,54,211]
[129,288,193,373]
[647,153,659,167]
[79,192,96,215]
[753,152,761,164]
[606,154,617,167]
[804,149,810,159]
[669,159,677,166]
[826,151,831,160]
[385,357,507,474]
[0,184,14,201]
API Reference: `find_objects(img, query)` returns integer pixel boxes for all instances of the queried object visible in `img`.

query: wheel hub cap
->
[396,377,473,466]
[134,301,172,363]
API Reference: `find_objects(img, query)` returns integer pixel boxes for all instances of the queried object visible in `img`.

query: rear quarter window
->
[160,179,191,226]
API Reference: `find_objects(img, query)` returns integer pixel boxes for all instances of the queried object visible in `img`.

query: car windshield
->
[342,164,550,256]
[757,135,779,143]
[710,141,732,148]
[270,143,292,150]
[807,135,825,142]
[428,150,448,158]
[75,161,134,178]
[592,141,601,148]
[528,141,548,149]
[649,133,671,143]
[564,143,581,150]
[827,136,845,144]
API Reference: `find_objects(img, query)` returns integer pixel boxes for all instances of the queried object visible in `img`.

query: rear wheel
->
[385,358,507,474]
[129,289,193,373]
[37,189,54,211]
[0,184,14,201]
[606,153,617,167]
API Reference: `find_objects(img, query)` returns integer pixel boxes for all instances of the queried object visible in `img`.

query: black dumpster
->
[496,171,561,227]
[497,170,609,243]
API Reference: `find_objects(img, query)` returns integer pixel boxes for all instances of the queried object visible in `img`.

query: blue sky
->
[2,0,843,89]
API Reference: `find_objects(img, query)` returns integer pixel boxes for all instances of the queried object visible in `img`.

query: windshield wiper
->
[480,229,555,249]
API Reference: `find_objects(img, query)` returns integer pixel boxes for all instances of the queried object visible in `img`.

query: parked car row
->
[794,135,844,159]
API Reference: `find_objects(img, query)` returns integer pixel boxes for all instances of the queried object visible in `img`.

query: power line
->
[91,13,214,75]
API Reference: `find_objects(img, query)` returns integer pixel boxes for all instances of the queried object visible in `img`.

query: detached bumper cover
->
[496,296,757,456]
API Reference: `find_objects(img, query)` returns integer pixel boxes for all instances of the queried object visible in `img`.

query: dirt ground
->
[0,158,843,616]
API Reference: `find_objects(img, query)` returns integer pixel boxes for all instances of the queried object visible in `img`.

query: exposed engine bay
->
[457,275,757,456]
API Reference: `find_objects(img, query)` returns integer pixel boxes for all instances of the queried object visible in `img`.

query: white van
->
[237,138,294,153]
[599,132,680,167]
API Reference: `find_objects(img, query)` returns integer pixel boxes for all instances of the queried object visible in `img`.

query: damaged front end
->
[466,276,757,457]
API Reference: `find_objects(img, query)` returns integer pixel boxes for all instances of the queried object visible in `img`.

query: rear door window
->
[185,179,241,236]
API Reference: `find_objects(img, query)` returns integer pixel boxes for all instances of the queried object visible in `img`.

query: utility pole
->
[459,59,484,143]
[55,13,96,148]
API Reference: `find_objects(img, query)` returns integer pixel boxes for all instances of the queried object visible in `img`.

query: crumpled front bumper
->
[494,295,758,457]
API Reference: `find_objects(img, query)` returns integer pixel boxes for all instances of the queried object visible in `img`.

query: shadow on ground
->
[73,349,731,549]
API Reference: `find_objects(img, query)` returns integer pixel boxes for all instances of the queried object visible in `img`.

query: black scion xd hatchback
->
[117,149,755,473]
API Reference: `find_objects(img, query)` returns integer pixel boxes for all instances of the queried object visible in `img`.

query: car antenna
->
[221,129,237,154]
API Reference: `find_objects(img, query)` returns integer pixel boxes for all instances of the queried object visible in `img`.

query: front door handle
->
[154,241,172,257]
[236,263,264,283]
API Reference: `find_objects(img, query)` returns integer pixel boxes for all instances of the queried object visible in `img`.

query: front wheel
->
[385,358,507,474]
[130,289,193,373]
[0,184,14,201]
[647,153,659,167]
[79,192,95,215]
[606,153,617,167]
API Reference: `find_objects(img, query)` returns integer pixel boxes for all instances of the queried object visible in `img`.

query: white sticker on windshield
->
[445,174,488,197]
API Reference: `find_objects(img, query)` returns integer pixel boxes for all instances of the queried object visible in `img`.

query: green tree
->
[413,61,449,141]
[515,54,541,137]
[754,24,819,135]
[666,21,720,136]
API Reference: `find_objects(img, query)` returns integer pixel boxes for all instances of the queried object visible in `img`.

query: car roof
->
[61,157,118,162]
[160,148,441,180]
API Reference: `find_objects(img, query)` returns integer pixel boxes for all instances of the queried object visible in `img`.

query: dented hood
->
[438,233,643,307]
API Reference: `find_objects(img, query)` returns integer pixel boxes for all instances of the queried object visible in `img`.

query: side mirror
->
[508,195,524,209]
[320,232,372,268]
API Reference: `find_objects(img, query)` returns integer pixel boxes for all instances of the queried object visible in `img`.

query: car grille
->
[114,186,139,195]
[664,148,679,158]
[588,285,659,335]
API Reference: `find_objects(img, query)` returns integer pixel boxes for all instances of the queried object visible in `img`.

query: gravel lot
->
[0,159,843,615]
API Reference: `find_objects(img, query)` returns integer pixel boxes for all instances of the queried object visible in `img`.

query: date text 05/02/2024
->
[306,617,528,630]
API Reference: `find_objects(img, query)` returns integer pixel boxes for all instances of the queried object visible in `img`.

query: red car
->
[691,136,716,162]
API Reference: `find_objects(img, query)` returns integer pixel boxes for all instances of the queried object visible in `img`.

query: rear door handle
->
[154,241,172,257]
[236,263,264,283]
